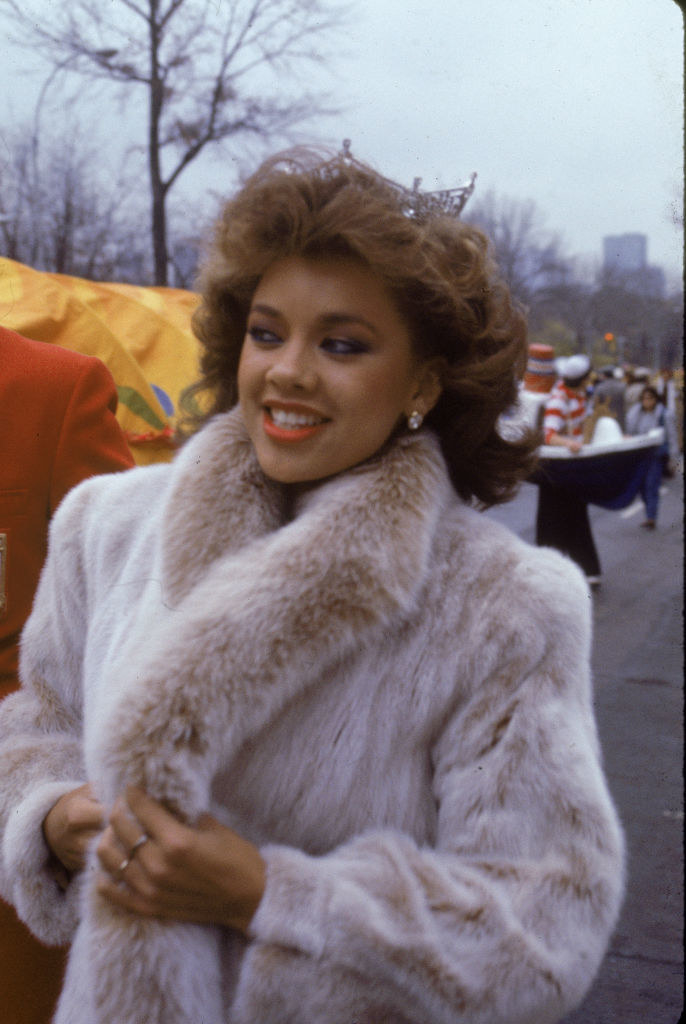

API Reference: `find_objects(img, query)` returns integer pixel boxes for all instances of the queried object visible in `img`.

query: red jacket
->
[543,379,587,445]
[1,326,134,695]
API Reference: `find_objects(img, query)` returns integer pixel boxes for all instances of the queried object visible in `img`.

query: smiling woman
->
[237,255,441,485]
[0,146,624,1024]
[185,146,536,506]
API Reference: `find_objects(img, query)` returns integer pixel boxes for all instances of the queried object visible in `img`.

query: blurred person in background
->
[594,365,626,430]
[625,384,678,529]
[536,354,603,586]
[624,366,650,409]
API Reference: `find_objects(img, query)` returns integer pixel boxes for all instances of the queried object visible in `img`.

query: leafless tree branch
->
[2,0,348,281]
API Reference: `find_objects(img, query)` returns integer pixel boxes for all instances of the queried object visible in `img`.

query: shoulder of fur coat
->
[0,408,624,1024]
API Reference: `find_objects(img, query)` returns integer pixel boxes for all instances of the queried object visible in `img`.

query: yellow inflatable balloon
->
[0,256,202,465]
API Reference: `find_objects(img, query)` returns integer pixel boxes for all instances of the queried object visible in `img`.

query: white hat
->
[561,354,591,384]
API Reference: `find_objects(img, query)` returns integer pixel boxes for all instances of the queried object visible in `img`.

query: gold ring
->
[116,856,130,879]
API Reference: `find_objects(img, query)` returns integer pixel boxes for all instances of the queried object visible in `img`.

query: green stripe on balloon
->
[116,386,166,430]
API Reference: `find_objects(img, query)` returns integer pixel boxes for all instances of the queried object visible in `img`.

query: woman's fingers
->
[120,788,198,877]
[96,792,153,886]
[124,786,185,838]
[96,866,158,915]
[96,824,133,878]
[107,793,151,856]
[97,789,183,897]
[96,788,265,931]
[42,784,105,871]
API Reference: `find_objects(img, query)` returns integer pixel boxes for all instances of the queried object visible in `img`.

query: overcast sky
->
[0,0,683,282]
[320,0,683,281]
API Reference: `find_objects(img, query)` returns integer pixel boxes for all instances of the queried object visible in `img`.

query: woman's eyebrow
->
[249,302,282,318]
[249,304,379,336]
[317,312,379,335]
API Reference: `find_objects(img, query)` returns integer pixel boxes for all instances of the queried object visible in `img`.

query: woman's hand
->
[96,787,266,935]
[42,783,105,878]
[42,783,105,889]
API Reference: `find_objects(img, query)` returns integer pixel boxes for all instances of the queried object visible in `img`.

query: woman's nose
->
[265,339,317,390]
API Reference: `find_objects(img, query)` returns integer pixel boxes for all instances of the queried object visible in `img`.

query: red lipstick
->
[262,408,327,443]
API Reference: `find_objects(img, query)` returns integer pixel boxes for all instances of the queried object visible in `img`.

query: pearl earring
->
[407,411,423,431]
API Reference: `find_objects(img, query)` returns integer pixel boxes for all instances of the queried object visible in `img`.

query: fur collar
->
[160,410,287,605]
[159,408,451,606]
[93,408,455,814]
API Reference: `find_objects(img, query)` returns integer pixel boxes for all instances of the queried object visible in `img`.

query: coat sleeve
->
[0,483,95,945]
[232,553,625,1024]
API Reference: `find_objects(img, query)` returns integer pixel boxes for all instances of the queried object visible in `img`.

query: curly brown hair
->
[183,147,538,507]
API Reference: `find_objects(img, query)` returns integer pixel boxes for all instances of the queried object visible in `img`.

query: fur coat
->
[0,408,624,1024]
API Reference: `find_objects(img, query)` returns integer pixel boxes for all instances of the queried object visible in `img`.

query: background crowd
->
[533,353,681,589]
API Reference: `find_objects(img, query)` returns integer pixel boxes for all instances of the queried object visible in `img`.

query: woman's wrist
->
[219,845,267,934]
[42,800,66,863]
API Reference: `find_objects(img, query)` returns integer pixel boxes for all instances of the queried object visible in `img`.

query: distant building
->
[603,233,646,273]
[602,232,665,297]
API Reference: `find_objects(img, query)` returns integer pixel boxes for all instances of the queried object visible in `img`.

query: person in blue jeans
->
[625,385,678,528]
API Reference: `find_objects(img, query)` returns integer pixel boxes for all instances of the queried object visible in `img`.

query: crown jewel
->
[339,139,476,221]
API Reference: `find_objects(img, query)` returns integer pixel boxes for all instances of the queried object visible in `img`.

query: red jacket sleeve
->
[1,333,134,691]
[49,356,135,513]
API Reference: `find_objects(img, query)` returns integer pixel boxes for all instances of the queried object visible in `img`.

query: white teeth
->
[269,408,324,428]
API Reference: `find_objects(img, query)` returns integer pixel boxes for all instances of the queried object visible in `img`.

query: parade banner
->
[0,257,201,464]
[502,387,666,510]
[533,431,665,510]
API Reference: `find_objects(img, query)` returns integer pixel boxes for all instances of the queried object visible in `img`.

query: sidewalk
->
[561,470,684,1023]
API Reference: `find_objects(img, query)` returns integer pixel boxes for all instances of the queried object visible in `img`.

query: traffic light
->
[604,332,616,352]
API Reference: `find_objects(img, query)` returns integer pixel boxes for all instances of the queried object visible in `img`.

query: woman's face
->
[237,256,440,485]
[641,390,657,411]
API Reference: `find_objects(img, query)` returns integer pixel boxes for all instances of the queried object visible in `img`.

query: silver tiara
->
[339,139,477,220]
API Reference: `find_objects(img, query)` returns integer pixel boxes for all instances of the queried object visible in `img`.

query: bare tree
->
[0,133,41,267]
[0,122,149,281]
[589,270,683,370]
[465,190,570,309]
[3,0,346,284]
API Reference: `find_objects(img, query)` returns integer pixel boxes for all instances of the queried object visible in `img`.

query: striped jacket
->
[544,380,587,444]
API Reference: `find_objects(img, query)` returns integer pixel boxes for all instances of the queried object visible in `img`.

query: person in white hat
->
[536,354,602,586]
[542,354,592,453]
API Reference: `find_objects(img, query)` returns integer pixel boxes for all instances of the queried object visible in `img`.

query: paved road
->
[486,468,684,1023]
